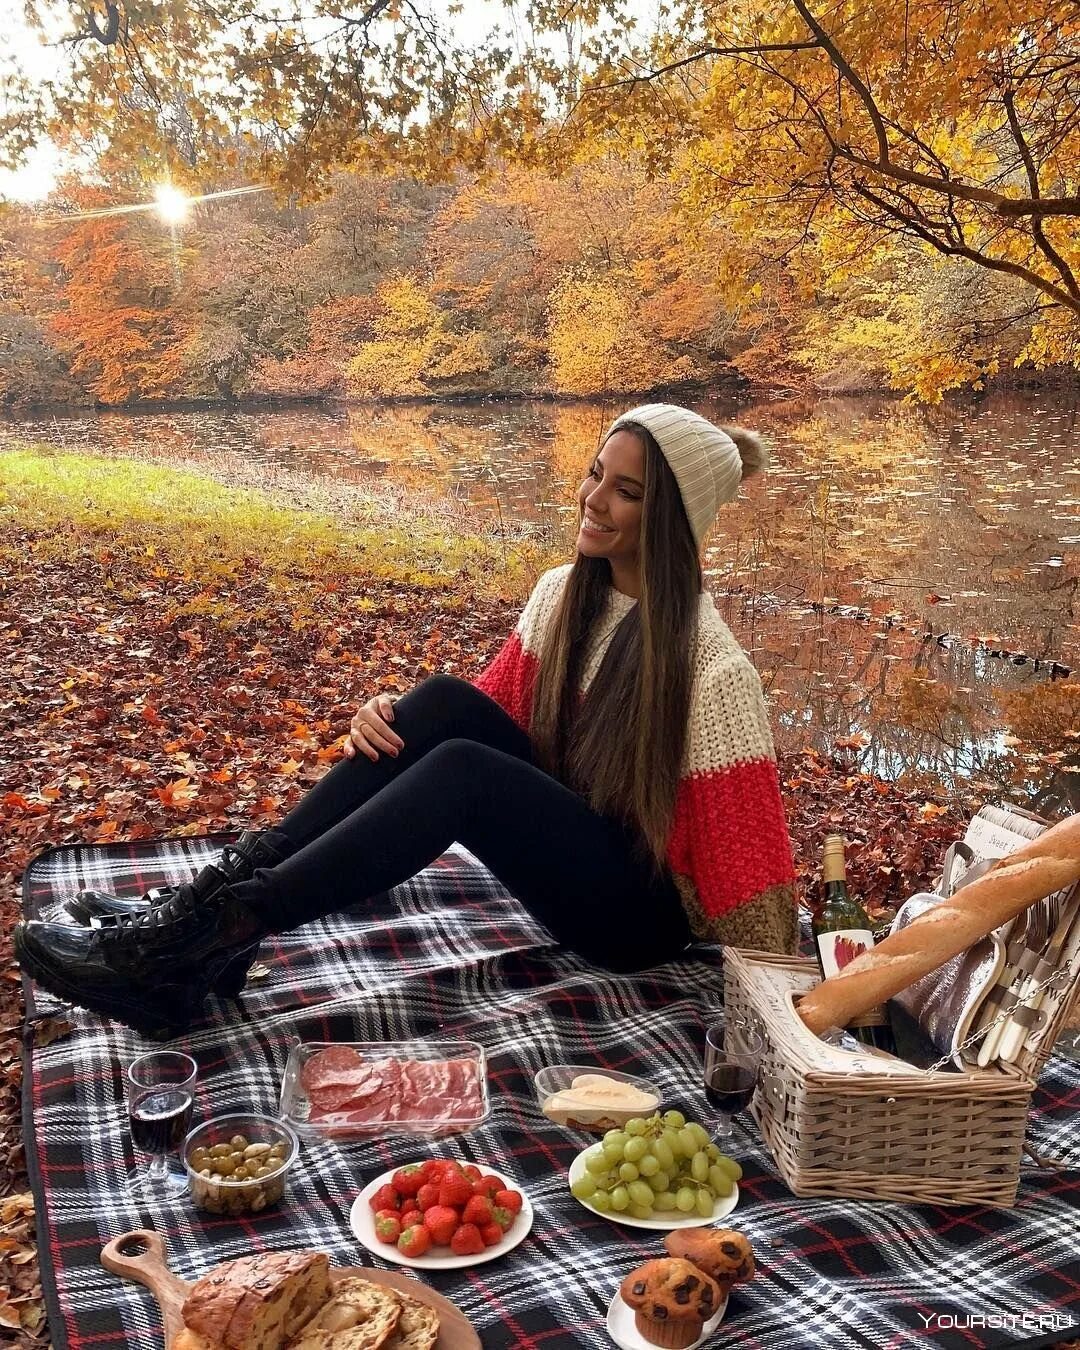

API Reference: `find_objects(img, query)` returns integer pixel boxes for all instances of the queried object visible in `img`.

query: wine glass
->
[125,1051,198,1199]
[703,1014,763,1145]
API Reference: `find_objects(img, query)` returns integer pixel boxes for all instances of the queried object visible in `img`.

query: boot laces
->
[99,840,265,940]
[99,889,207,939]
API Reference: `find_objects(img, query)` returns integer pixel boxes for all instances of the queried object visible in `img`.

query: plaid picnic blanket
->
[20,834,1080,1350]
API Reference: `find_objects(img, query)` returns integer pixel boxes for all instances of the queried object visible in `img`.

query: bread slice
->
[380,1296,439,1350]
[286,1277,402,1350]
[175,1333,215,1350]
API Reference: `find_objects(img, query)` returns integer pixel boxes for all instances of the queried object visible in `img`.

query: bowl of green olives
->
[182,1113,299,1216]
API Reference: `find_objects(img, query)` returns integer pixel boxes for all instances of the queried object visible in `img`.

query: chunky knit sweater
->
[473,564,798,954]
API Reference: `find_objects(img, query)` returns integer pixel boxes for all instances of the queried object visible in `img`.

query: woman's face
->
[576,428,645,570]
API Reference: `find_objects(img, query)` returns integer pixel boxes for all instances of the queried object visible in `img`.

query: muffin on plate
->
[663,1228,755,1289]
[619,1258,722,1349]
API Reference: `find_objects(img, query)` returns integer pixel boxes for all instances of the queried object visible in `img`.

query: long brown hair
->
[529,423,702,872]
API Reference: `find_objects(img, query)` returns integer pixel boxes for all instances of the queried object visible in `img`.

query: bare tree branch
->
[84,2,121,46]
[851,178,1080,317]
[790,0,890,162]
[586,38,820,90]
[1002,87,1080,298]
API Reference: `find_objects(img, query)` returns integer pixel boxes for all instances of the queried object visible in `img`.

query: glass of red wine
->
[125,1051,198,1199]
[703,1015,763,1145]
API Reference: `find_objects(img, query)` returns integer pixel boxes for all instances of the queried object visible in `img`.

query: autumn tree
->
[48,187,187,404]
[348,273,491,396]
[0,208,85,405]
[547,270,693,395]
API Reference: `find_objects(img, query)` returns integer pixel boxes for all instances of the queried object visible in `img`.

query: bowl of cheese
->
[534,1066,661,1132]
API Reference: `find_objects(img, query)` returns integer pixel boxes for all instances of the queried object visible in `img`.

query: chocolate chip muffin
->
[664,1228,756,1288]
[619,1258,722,1348]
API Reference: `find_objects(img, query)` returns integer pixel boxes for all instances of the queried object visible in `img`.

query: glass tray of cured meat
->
[278,1039,490,1141]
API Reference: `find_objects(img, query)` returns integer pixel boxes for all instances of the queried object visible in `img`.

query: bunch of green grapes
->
[569,1111,743,1221]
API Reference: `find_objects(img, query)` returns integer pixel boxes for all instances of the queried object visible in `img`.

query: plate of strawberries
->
[349,1157,534,1269]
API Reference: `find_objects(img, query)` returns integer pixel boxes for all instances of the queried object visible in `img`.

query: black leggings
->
[248,674,691,972]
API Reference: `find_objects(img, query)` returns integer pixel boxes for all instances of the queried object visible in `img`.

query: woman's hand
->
[344,694,404,761]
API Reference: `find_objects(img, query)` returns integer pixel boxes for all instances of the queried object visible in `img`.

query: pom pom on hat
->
[607,403,768,544]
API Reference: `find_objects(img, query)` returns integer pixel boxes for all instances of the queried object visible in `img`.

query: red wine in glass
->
[129,1088,194,1156]
[703,1015,762,1145]
[125,1050,198,1199]
[704,1064,756,1114]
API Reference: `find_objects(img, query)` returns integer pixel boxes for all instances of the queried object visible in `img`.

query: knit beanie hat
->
[606,403,768,545]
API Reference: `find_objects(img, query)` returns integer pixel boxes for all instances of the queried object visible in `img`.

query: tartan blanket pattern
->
[20,834,1080,1350]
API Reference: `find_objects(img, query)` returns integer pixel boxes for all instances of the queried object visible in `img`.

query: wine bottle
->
[812,835,896,1054]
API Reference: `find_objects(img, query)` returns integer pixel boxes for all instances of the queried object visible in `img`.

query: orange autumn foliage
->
[49,196,187,405]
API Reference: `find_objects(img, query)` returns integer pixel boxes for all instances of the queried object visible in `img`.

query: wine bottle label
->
[815,928,874,978]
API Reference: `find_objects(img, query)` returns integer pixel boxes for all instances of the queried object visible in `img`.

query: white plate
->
[568,1148,739,1230]
[350,1166,534,1270]
[607,1289,727,1350]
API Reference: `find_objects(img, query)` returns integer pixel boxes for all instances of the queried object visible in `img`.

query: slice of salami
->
[301,1045,364,1093]
[300,1046,376,1112]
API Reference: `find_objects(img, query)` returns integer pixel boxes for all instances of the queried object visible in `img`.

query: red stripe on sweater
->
[472,632,538,732]
[667,760,795,917]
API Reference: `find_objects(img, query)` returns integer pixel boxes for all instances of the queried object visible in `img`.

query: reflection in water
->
[4,392,1077,801]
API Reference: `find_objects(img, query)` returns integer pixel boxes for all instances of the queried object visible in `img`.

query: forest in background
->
[3,157,1077,410]
[2,0,1077,410]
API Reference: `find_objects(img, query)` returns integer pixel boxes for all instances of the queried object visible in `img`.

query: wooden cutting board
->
[101,1229,481,1350]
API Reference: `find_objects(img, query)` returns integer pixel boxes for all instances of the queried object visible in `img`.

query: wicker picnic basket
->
[723,947,1076,1208]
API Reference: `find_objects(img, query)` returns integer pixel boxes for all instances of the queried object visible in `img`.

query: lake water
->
[4,392,1079,809]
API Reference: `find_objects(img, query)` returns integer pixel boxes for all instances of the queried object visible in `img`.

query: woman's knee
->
[421,737,494,779]
[399,673,487,721]
[398,674,528,761]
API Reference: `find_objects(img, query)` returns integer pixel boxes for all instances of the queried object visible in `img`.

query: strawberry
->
[422,1204,461,1247]
[494,1188,523,1216]
[374,1213,402,1244]
[438,1176,473,1210]
[480,1221,505,1247]
[369,1184,400,1213]
[461,1164,481,1182]
[450,1223,486,1257]
[490,1204,513,1232]
[420,1159,448,1184]
[462,1195,493,1227]
[399,1206,422,1228]
[397,1224,432,1259]
[473,1174,503,1200]
[416,1182,440,1212]
[391,1164,425,1197]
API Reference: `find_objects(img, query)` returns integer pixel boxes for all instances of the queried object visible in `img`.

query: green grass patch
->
[0,446,555,596]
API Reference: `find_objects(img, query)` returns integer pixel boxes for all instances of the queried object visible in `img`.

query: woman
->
[15,403,797,1037]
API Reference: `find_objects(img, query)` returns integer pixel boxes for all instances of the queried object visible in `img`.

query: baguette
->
[797,814,1080,1037]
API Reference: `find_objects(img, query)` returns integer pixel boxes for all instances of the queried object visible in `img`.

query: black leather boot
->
[65,828,293,996]
[14,876,272,1038]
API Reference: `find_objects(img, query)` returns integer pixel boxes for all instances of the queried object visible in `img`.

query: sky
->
[0,12,63,201]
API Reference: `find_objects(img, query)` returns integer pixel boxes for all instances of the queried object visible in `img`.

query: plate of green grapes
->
[567,1110,741,1229]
